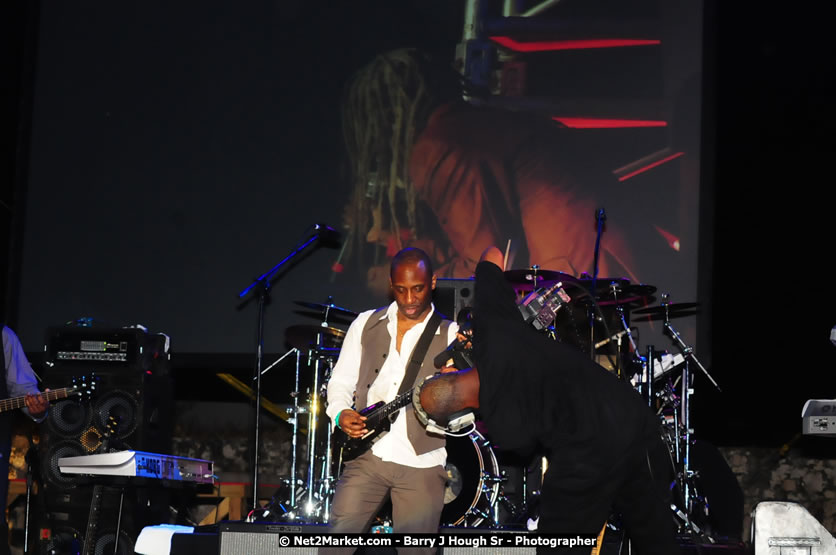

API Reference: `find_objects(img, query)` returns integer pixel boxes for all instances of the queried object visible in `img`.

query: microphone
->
[433,337,474,370]
[312,223,342,246]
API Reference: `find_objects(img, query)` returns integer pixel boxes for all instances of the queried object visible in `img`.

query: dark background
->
[2,0,835,449]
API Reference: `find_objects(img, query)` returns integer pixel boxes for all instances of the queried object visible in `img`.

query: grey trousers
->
[322,450,448,555]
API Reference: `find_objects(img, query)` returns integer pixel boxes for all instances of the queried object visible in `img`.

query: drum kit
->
[253,268,719,540]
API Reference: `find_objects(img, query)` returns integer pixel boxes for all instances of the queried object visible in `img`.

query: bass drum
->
[441,431,500,527]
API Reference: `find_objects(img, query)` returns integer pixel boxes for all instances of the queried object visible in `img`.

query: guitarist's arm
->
[3,325,48,421]
[325,309,373,436]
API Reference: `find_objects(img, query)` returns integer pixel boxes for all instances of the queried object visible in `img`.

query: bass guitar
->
[0,374,96,414]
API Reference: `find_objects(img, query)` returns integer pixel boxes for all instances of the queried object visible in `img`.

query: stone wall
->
[721,444,836,541]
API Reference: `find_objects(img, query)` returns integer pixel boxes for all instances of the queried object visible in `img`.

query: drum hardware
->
[253,298,349,524]
[642,294,720,542]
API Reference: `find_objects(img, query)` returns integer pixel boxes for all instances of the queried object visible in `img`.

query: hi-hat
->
[285,325,346,351]
[294,300,358,318]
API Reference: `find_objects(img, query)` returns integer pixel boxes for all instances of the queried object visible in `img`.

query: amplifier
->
[45,326,167,366]
[218,522,329,555]
[801,399,836,436]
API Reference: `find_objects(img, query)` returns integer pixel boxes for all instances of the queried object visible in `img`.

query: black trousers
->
[537,436,681,555]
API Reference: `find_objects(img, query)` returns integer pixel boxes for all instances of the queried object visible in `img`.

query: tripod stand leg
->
[113,488,125,555]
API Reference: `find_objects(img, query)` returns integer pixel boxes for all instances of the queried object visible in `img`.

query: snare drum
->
[441,431,501,527]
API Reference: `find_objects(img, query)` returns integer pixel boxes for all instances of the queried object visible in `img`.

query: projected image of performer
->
[340,48,639,296]
[323,247,458,554]
[417,246,680,554]
[2,325,49,555]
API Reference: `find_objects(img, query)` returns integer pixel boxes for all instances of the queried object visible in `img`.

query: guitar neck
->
[365,388,414,428]
[0,387,73,414]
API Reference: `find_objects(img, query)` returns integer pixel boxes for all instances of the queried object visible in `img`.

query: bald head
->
[390,247,434,278]
[418,368,480,425]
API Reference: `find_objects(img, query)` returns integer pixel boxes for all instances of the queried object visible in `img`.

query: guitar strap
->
[397,310,443,398]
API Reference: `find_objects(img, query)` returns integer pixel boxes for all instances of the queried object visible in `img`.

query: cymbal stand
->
[610,282,640,379]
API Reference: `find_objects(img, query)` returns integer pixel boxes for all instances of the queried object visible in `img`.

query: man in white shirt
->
[324,248,458,554]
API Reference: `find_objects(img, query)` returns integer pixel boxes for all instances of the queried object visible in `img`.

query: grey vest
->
[354,308,453,455]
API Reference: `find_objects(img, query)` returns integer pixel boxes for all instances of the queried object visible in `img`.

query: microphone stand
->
[588,208,606,359]
[237,228,329,513]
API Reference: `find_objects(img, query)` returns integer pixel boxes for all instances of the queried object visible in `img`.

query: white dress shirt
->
[326,303,458,468]
[2,326,48,422]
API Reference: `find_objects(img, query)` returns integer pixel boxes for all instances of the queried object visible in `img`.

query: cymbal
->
[505,268,578,289]
[285,325,346,351]
[597,295,650,307]
[595,283,657,306]
[632,302,698,315]
[294,300,358,317]
[632,303,698,321]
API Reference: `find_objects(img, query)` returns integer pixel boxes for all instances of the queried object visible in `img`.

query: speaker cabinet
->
[36,327,173,555]
[434,278,474,323]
